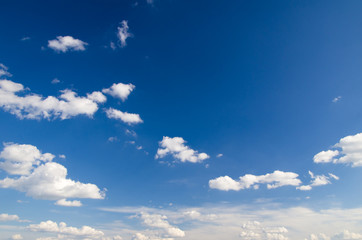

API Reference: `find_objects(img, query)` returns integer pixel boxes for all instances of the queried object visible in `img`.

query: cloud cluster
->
[297,171,339,191]
[155,137,209,163]
[48,36,88,53]
[209,170,301,191]
[106,108,143,125]
[0,79,104,120]
[117,20,132,48]
[240,221,288,240]
[0,143,104,204]
[29,220,104,238]
[139,213,185,238]
[314,133,362,167]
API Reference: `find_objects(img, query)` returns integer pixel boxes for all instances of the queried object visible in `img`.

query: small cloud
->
[11,234,23,240]
[125,129,137,137]
[332,96,342,103]
[58,154,66,159]
[146,0,154,4]
[21,37,31,41]
[55,199,82,207]
[136,146,143,150]
[108,136,119,142]
[216,153,223,158]
[117,20,132,48]
[110,41,116,50]
[0,63,12,78]
[48,36,88,53]
[51,78,60,84]
[126,140,135,145]
[105,108,143,125]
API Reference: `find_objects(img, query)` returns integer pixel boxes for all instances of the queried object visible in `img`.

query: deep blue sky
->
[1,1,362,239]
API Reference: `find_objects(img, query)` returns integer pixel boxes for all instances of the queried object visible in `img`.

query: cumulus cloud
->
[306,230,362,240]
[314,133,362,167]
[155,137,209,163]
[0,143,55,175]
[240,221,288,240]
[87,91,107,103]
[102,83,135,101]
[48,36,88,53]
[105,108,143,125]
[140,213,185,238]
[0,143,104,202]
[0,63,12,78]
[209,170,301,191]
[11,234,23,240]
[0,79,105,120]
[0,213,20,222]
[29,220,104,238]
[55,199,82,207]
[297,171,339,191]
[117,20,132,48]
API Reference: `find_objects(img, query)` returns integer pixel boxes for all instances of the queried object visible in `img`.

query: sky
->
[1,0,362,239]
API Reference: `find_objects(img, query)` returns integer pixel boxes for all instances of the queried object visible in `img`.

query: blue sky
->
[1,0,362,239]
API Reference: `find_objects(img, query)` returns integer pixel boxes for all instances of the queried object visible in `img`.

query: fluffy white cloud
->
[240,221,288,240]
[117,20,132,48]
[140,213,185,238]
[11,234,23,240]
[55,199,82,207]
[0,213,19,222]
[48,36,88,53]
[29,220,104,238]
[102,83,135,101]
[209,170,301,191]
[306,230,362,240]
[0,143,104,201]
[155,137,209,163]
[0,80,104,120]
[106,108,143,125]
[314,133,362,167]
[0,63,12,78]
[0,143,55,175]
[297,171,339,191]
[87,91,107,103]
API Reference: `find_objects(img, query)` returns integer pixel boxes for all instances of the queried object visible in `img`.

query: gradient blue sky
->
[1,0,362,239]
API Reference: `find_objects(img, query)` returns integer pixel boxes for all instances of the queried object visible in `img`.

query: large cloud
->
[314,133,362,167]
[209,170,301,191]
[0,143,104,203]
[47,36,88,53]
[155,137,209,163]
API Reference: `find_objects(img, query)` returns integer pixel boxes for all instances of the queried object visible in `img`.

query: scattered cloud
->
[155,137,209,163]
[0,79,105,120]
[55,199,82,207]
[209,170,301,191]
[0,143,105,202]
[216,154,223,158]
[0,63,12,78]
[108,136,119,142]
[106,108,143,125]
[11,234,23,240]
[47,36,88,53]
[314,132,362,167]
[28,220,104,239]
[102,83,135,101]
[297,171,339,191]
[21,37,31,41]
[117,20,132,48]
[51,78,60,84]
[0,213,20,222]
[332,96,342,103]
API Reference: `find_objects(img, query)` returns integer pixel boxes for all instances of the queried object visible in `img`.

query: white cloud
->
[306,230,362,240]
[0,79,105,120]
[209,170,302,191]
[155,137,209,163]
[48,36,88,53]
[106,108,143,125]
[102,83,135,101]
[0,143,104,201]
[0,213,19,222]
[29,220,104,238]
[314,133,362,167]
[332,96,342,103]
[240,221,288,240]
[87,91,107,103]
[55,199,82,207]
[140,213,185,238]
[117,20,132,48]
[0,63,12,78]
[11,234,23,240]
[297,171,339,191]
[51,78,60,84]
[0,143,55,175]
